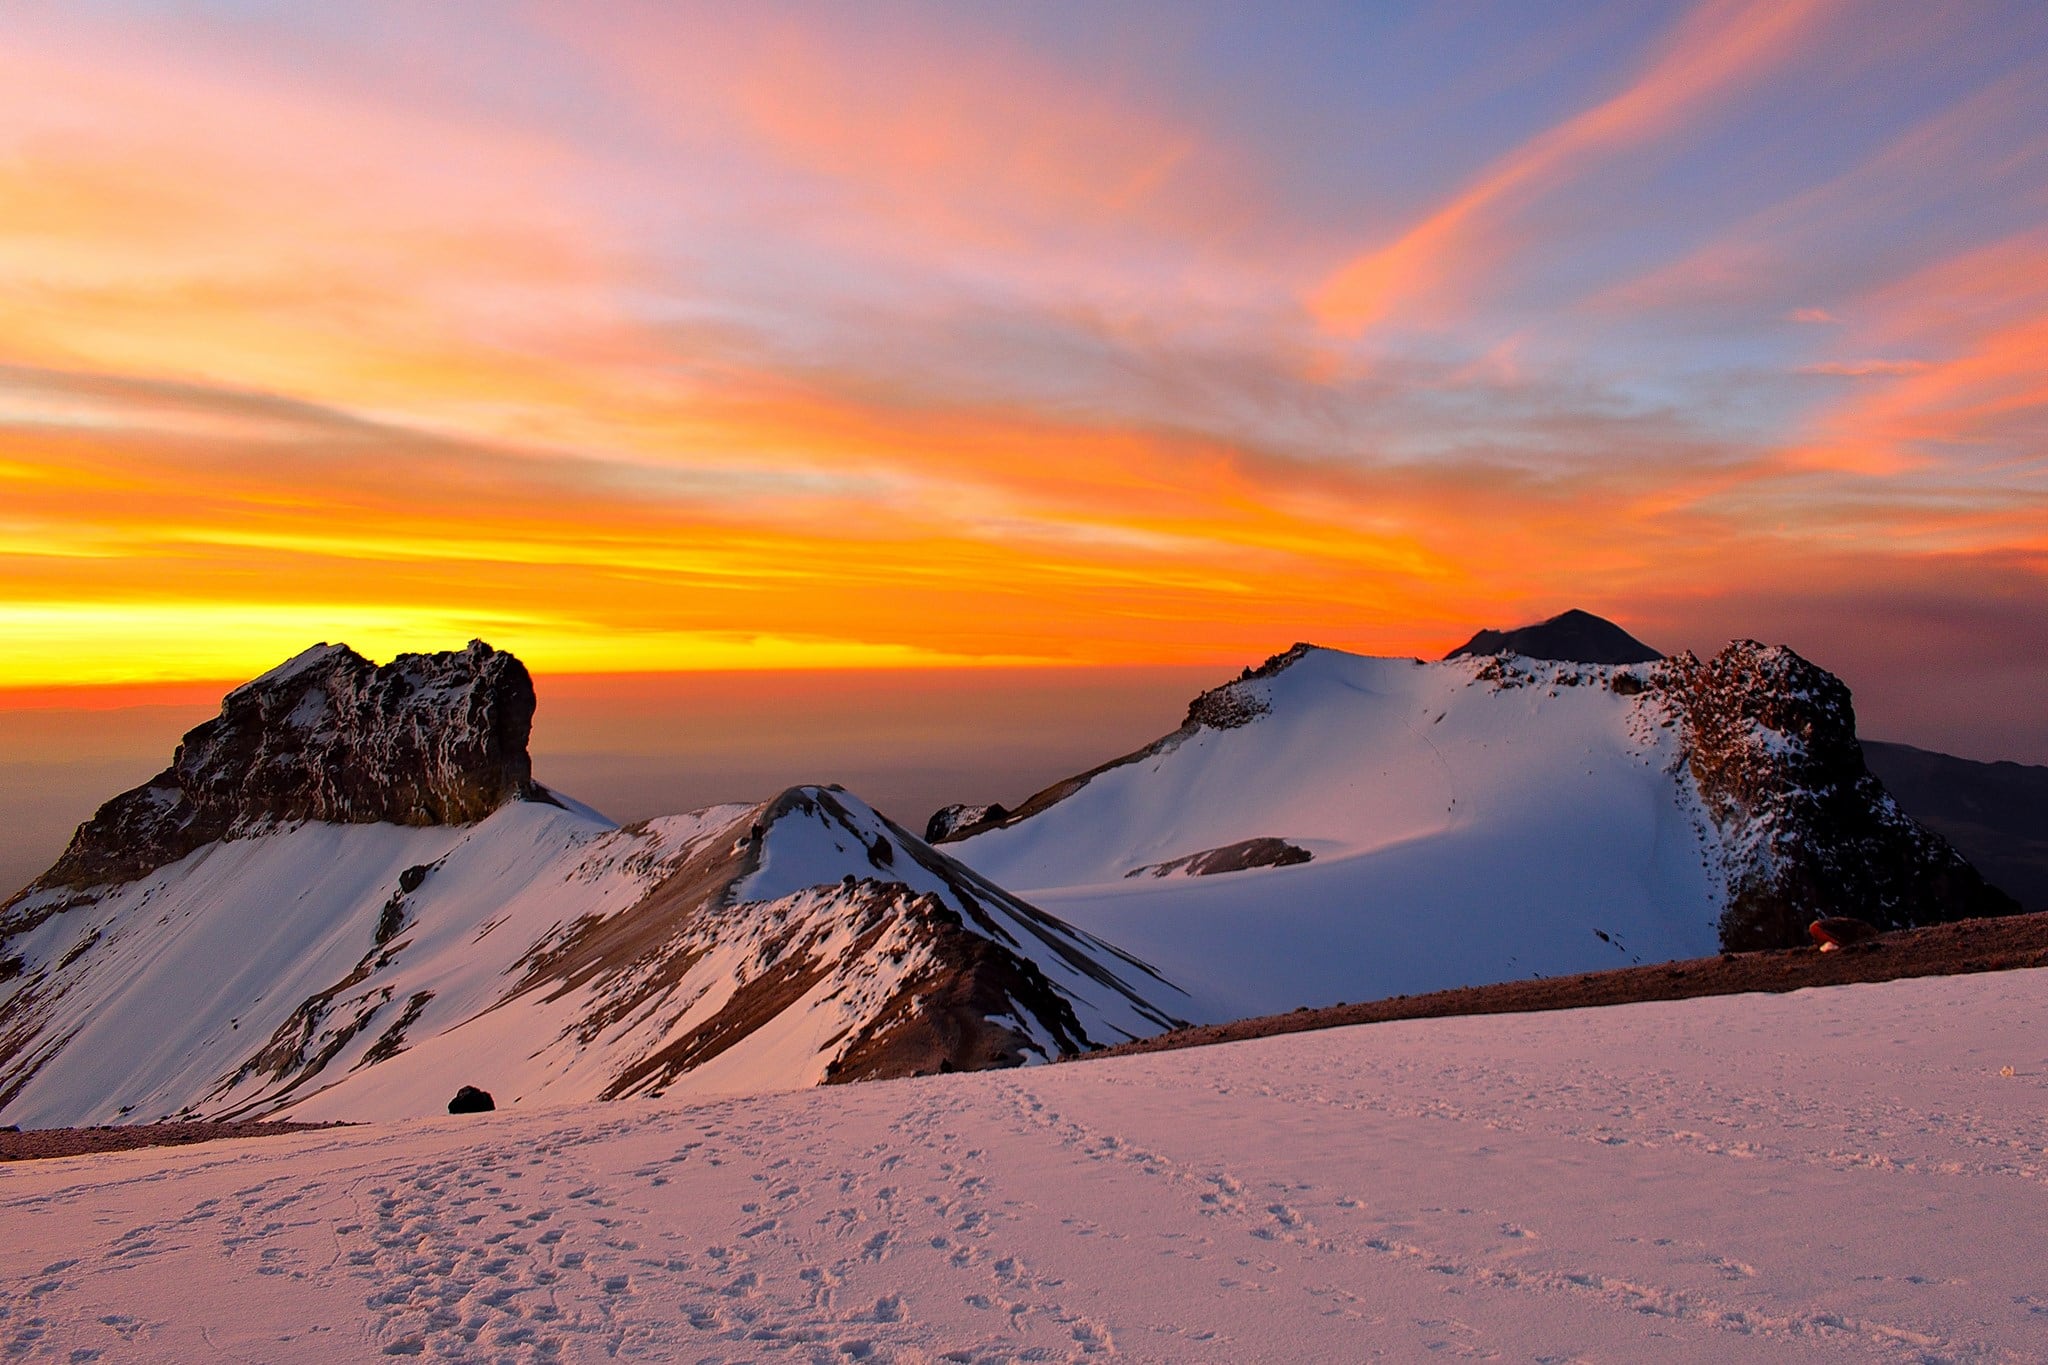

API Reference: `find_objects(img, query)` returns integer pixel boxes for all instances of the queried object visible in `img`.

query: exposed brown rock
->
[1656,642,2017,949]
[1126,837,1312,879]
[828,917,1090,1081]
[0,1119,352,1164]
[16,640,542,902]
[1083,910,2048,1065]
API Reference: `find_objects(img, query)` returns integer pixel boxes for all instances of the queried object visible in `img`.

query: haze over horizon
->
[4,2,2045,864]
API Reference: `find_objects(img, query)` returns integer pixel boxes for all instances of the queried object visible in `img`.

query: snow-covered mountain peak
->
[17,639,544,898]
[2,773,1188,1127]
[936,636,2012,1019]
[734,785,926,904]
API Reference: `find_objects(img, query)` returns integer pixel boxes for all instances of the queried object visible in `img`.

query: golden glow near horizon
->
[1,4,2044,690]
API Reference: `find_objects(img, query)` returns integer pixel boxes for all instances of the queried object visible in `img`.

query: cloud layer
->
[1,2,2043,758]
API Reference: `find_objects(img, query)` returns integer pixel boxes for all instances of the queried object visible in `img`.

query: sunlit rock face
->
[31,639,542,894]
[1657,641,2017,950]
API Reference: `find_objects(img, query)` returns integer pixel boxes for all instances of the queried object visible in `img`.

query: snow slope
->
[3,968,2042,1362]
[948,648,1725,1020]
[0,787,1184,1128]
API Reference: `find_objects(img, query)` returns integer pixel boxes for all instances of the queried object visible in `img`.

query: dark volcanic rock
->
[1657,641,2017,950]
[1083,911,2048,1066]
[27,640,542,895]
[448,1085,495,1114]
[1447,609,1662,665]
[926,803,1006,844]
[1126,837,1313,879]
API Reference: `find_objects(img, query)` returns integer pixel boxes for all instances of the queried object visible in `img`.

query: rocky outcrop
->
[1657,642,2017,950]
[448,1086,495,1114]
[926,803,1007,844]
[1126,837,1313,879]
[1448,608,1661,664]
[27,641,542,895]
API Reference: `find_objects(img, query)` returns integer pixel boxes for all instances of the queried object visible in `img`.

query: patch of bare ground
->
[0,1119,353,1164]
[1078,910,2048,1063]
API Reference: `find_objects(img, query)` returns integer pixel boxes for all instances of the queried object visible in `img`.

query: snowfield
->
[950,650,1728,1020]
[5,969,2044,1363]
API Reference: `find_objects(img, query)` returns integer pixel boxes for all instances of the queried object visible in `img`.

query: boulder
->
[1808,917,1880,952]
[448,1085,496,1114]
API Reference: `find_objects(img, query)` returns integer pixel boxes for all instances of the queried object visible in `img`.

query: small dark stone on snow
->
[448,1085,496,1114]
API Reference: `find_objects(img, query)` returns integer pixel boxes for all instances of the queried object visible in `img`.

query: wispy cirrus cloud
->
[0,2,2042,763]
[1309,0,1840,334]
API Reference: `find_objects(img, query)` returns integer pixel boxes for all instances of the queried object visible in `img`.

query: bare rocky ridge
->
[1082,909,2048,1064]
[0,1118,353,1164]
[15,640,542,903]
[1655,642,2016,949]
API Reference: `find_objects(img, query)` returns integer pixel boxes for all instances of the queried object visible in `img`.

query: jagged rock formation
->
[1655,642,2017,950]
[1447,608,1662,665]
[25,641,541,898]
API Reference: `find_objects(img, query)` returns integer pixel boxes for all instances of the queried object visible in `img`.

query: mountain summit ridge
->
[1446,608,1662,664]
[939,638,2013,1022]
[0,630,2020,1127]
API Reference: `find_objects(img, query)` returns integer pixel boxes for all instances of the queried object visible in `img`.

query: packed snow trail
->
[3,970,2044,1362]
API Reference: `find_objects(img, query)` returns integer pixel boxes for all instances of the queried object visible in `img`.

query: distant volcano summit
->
[1446,608,1662,665]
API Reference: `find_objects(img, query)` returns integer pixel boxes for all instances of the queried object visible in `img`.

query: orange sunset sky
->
[2,2,2044,764]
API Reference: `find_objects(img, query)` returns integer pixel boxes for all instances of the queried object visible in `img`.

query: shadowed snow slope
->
[1,968,2041,1361]
[943,644,2009,1022]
